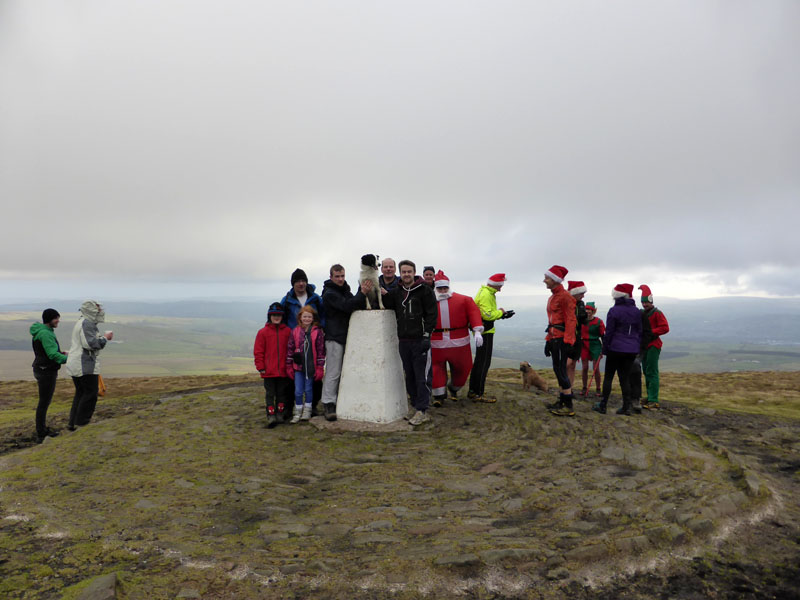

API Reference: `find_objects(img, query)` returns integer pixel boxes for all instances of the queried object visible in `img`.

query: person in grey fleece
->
[66,300,113,429]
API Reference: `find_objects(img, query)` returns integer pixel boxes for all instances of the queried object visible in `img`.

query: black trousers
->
[399,339,431,412]
[628,355,643,401]
[263,378,292,420]
[549,338,571,391]
[468,332,494,395]
[69,374,99,427]
[33,368,58,436]
[602,351,637,404]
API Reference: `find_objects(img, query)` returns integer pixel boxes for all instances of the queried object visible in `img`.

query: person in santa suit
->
[638,284,669,410]
[430,270,485,407]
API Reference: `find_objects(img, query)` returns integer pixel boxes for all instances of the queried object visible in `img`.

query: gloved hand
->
[420,335,431,354]
[292,352,303,365]
[474,331,483,347]
[501,309,515,319]
[544,340,552,357]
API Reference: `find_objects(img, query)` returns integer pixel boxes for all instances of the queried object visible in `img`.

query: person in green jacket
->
[30,308,68,442]
[467,273,514,402]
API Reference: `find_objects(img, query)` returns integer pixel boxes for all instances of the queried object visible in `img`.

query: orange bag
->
[98,374,107,397]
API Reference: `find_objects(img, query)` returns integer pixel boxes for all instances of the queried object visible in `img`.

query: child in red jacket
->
[254,302,292,428]
[286,305,326,423]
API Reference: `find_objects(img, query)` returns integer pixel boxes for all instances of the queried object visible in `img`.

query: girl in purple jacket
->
[593,283,642,416]
[287,306,326,423]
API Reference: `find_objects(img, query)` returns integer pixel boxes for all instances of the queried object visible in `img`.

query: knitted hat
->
[612,283,634,299]
[544,265,568,283]
[42,308,60,324]
[639,284,654,303]
[567,280,587,295]
[585,302,596,312]
[267,302,284,316]
[434,270,450,288]
[291,268,308,285]
[487,273,506,287]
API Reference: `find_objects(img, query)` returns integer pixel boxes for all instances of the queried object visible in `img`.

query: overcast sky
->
[1,1,798,303]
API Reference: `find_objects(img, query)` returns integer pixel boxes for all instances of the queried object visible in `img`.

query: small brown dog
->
[520,361,548,392]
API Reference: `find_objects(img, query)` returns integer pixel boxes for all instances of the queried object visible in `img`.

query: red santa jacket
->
[431,292,484,349]
[253,322,292,378]
[546,284,577,345]
[644,307,669,350]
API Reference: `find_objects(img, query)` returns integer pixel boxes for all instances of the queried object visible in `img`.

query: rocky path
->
[0,372,798,599]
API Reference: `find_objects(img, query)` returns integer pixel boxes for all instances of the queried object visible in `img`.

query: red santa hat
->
[639,284,654,303]
[612,283,634,299]
[567,280,587,295]
[544,265,568,283]
[434,270,450,288]
[487,273,506,287]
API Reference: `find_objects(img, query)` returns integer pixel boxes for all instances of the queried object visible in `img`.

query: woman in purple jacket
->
[593,283,642,415]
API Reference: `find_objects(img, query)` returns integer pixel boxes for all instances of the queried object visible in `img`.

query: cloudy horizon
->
[2,1,798,303]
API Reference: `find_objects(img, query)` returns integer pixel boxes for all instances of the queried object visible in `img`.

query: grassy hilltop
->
[1,370,799,599]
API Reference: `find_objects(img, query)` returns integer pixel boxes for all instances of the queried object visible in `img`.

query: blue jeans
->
[293,371,313,407]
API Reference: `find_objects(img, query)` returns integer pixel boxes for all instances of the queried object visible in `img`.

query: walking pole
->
[587,354,602,397]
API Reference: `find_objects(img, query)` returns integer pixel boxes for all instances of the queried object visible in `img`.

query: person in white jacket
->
[66,300,112,429]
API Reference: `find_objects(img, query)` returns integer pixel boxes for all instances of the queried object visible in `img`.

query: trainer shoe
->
[323,403,337,422]
[550,405,575,417]
[409,410,430,426]
[404,407,416,420]
[300,405,312,421]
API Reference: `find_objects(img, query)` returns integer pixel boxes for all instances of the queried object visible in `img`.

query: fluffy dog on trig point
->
[360,254,383,310]
[520,361,549,392]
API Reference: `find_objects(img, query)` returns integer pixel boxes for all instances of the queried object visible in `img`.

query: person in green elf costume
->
[580,302,605,397]
[638,285,669,409]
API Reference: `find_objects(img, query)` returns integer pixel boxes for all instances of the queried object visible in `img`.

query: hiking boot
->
[616,401,632,416]
[546,399,564,410]
[409,410,430,426]
[323,403,337,422]
[447,384,459,401]
[467,391,478,400]
[550,404,575,417]
[276,403,286,424]
[432,396,443,408]
[592,402,606,414]
[631,404,643,414]
[290,405,302,424]
[44,427,59,437]
[642,402,660,410]
[266,414,278,429]
[476,395,496,403]
[301,405,312,421]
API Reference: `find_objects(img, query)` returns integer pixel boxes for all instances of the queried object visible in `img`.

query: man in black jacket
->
[320,264,369,421]
[381,260,437,426]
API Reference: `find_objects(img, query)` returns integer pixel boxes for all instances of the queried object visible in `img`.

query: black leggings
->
[602,351,637,403]
[550,338,571,391]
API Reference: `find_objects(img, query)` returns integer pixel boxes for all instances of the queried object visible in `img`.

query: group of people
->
[252,258,516,428]
[29,260,669,439]
[30,300,112,442]
[542,265,669,418]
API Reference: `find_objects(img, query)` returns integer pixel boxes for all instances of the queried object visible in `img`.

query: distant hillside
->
[2,296,799,378]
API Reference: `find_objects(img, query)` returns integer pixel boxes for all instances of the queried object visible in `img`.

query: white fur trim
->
[544,270,562,283]
[434,279,450,288]
[612,290,629,299]
[569,285,587,296]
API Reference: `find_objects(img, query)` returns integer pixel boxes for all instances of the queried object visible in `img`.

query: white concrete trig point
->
[336,310,407,423]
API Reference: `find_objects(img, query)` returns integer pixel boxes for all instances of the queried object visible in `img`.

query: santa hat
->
[434,270,450,288]
[567,280,587,295]
[585,301,596,312]
[487,273,506,287]
[544,265,568,283]
[612,283,634,299]
[639,284,654,303]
